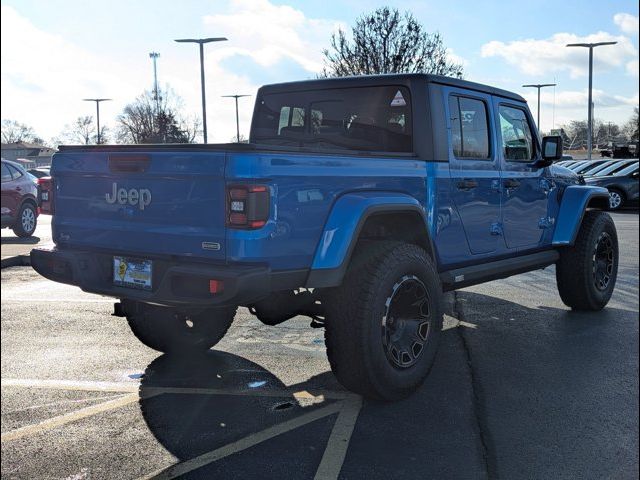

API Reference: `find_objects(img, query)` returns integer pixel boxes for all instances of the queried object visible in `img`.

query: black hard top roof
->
[259,73,526,103]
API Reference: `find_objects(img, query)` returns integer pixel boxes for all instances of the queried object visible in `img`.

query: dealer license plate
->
[113,256,152,291]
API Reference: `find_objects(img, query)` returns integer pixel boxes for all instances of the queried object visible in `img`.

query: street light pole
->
[82,98,112,144]
[222,94,250,142]
[566,41,617,159]
[522,83,556,131]
[175,37,228,143]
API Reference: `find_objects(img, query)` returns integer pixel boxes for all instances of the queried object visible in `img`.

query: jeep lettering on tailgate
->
[105,183,151,210]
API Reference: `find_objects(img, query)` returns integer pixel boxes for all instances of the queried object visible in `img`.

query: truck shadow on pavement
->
[136,290,638,479]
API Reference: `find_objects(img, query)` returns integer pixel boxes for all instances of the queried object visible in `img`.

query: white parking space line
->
[138,401,344,480]
[314,395,362,480]
[1,378,140,393]
[1,378,349,400]
[1,393,140,443]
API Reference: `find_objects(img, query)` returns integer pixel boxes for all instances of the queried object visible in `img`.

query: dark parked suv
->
[1,160,39,237]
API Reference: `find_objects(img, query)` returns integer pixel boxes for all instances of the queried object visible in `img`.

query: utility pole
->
[82,98,111,144]
[522,83,556,132]
[566,41,618,159]
[149,52,161,114]
[175,37,228,143]
[222,95,250,142]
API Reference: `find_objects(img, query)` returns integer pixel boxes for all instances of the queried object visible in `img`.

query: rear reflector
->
[209,279,224,294]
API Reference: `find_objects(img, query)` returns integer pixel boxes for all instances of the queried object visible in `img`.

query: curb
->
[1,254,31,269]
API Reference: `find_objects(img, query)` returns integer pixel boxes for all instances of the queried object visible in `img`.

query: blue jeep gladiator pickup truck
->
[32,74,617,400]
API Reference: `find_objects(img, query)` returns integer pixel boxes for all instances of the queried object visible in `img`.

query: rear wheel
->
[556,210,618,311]
[12,202,37,237]
[124,300,236,354]
[323,242,443,400]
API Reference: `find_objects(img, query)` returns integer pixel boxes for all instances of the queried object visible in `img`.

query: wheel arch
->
[306,192,435,288]
[552,185,610,246]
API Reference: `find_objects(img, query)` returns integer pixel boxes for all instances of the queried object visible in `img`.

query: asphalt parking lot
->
[1,212,638,480]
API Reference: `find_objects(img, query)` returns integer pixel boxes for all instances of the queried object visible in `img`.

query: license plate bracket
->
[113,256,152,291]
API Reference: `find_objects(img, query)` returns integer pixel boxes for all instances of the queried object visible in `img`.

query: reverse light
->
[226,184,270,229]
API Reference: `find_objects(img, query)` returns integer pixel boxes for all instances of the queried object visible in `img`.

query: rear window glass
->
[1,163,11,182]
[252,86,413,153]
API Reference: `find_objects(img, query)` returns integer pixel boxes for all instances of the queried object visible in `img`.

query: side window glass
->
[7,164,23,180]
[499,106,535,161]
[1,163,12,182]
[449,95,490,159]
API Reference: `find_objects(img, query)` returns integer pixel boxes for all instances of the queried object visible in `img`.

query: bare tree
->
[320,7,464,78]
[53,116,109,145]
[1,119,40,144]
[622,107,639,142]
[116,87,200,144]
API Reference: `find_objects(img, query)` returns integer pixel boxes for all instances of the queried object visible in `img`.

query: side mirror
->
[542,136,563,161]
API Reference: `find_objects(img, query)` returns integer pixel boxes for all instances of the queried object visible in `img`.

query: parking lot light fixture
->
[82,98,112,144]
[174,37,228,144]
[222,95,251,142]
[566,41,618,159]
[522,83,556,131]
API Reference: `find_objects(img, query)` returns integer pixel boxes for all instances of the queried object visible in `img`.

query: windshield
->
[574,161,609,174]
[596,160,636,176]
[584,160,618,176]
[252,85,413,153]
[614,162,639,176]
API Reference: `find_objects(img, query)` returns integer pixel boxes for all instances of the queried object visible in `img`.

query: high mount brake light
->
[226,185,269,229]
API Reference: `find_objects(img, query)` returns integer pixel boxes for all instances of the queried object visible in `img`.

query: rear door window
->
[1,163,12,182]
[6,164,23,180]
[253,85,413,153]
[449,95,490,159]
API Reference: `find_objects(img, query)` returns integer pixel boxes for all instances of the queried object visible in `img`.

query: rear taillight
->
[37,177,54,215]
[226,184,270,229]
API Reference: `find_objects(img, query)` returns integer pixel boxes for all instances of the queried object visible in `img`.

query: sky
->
[1,0,638,144]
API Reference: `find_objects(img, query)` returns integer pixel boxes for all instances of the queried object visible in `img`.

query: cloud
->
[614,13,639,36]
[531,89,639,109]
[1,1,341,143]
[203,0,344,73]
[481,31,637,78]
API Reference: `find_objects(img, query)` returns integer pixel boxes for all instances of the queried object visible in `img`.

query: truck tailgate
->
[51,150,227,262]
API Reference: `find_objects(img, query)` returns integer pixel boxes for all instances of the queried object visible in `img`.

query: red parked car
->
[1,159,39,237]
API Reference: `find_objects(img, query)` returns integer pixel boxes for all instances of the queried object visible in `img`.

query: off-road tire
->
[124,300,237,354]
[12,202,37,237]
[323,241,443,401]
[556,210,618,311]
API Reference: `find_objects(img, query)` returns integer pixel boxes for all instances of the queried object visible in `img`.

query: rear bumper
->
[30,246,305,307]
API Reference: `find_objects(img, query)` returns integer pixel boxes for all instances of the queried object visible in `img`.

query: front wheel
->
[607,189,625,211]
[323,242,443,401]
[556,210,618,311]
[124,300,236,354]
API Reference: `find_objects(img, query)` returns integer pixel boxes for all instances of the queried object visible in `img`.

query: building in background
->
[0,142,55,167]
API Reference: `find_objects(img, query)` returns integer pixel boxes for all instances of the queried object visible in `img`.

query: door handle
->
[456,179,478,191]
[504,179,521,189]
